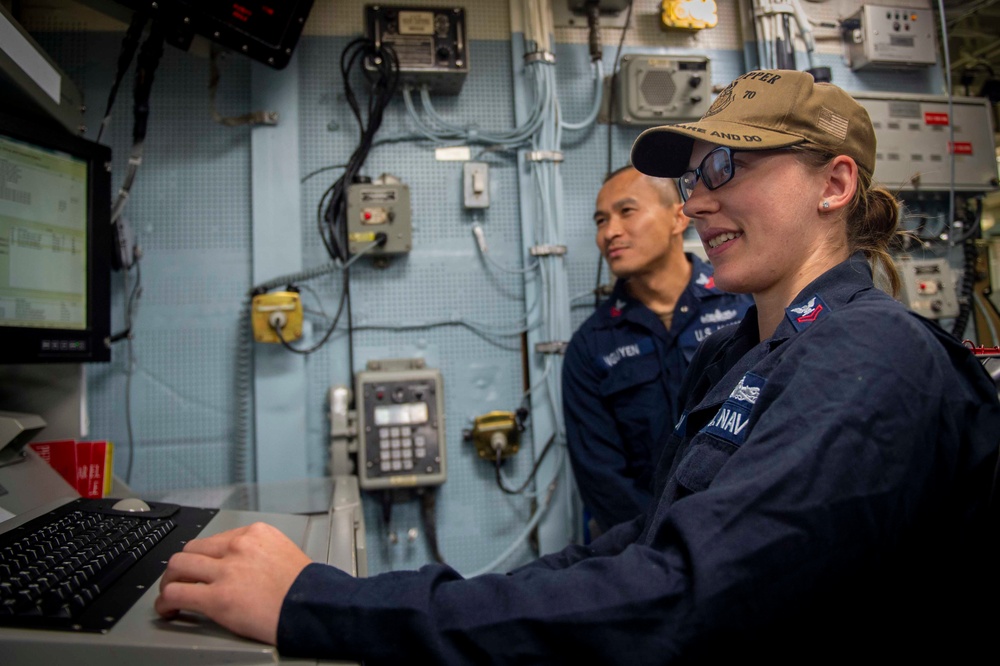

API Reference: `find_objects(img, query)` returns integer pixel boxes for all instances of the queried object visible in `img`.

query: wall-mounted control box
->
[845,5,937,70]
[365,5,468,94]
[613,54,711,125]
[897,257,960,319]
[346,180,413,256]
[355,361,446,490]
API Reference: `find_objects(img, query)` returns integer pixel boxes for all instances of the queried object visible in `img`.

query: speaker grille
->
[640,71,678,107]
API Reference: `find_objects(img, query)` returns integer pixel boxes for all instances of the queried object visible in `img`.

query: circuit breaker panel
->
[355,362,446,490]
[854,93,998,191]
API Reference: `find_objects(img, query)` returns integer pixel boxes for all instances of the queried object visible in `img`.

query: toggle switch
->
[463,162,490,209]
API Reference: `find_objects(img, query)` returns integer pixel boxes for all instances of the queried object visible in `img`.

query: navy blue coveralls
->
[276,256,1000,664]
[563,254,752,530]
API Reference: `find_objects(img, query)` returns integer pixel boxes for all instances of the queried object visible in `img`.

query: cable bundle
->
[317,38,400,263]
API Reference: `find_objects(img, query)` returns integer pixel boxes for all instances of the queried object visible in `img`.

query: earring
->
[821,201,830,209]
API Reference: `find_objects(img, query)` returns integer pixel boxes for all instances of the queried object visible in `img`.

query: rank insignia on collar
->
[696,273,715,290]
[785,294,830,331]
[610,299,626,317]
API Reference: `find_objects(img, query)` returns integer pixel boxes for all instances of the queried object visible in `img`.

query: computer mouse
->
[111,497,152,512]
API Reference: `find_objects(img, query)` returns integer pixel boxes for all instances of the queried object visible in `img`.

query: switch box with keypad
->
[355,365,446,490]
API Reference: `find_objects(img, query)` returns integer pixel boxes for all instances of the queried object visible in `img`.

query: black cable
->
[951,238,978,338]
[131,19,164,149]
[111,18,165,223]
[312,39,399,380]
[604,0,634,178]
[269,272,349,355]
[597,0,634,309]
[380,491,393,528]
[585,1,602,62]
[419,489,445,564]
[302,163,347,185]
[122,258,142,484]
[319,38,400,264]
[96,10,148,144]
[494,434,557,495]
[346,269,356,386]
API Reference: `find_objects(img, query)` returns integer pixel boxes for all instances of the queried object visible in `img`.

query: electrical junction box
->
[853,92,998,192]
[355,361,446,490]
[660,0,719,30]
[346,180,412,257]
[897,257,960,319]
[614,54,711,125]
[365,5,468,95]
[845,5,937,71]
[251,291,303,343]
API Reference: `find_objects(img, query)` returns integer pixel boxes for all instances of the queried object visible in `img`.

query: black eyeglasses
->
[677,146,738,202]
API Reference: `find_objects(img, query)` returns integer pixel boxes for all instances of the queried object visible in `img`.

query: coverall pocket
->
[673,434,738,494]
[598,354,661,397]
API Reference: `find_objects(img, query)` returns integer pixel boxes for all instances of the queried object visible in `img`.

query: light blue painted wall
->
[34,8,947,576]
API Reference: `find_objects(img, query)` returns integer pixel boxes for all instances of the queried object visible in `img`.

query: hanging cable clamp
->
[526,150,564,163]
[529,244,567,257]
[754,3,795,18]
[523,51,556,65]
[535,341,569,355]
[251,111,279,126]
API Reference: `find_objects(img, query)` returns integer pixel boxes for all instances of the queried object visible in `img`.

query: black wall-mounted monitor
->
[0,112,112,364]
[109,0,316,69]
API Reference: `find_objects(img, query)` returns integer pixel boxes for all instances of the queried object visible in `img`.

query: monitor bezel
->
[0,112,112,364]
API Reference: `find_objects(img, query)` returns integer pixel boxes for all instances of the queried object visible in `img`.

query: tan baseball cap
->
[630,69,876,178]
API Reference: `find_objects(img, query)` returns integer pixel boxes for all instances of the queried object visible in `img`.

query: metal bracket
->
[365,357,427,372]
[530,244,568,257]
[535,341,569,355]
[328,385,357,477]
[523,51,556,64]
[526,150,564,163]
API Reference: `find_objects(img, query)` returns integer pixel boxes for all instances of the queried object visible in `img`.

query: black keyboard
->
[0,498,216,633]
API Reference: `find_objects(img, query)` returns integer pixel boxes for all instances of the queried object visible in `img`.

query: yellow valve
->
[251,291,304,343]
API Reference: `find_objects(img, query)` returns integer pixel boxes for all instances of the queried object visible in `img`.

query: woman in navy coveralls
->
[155,70,1000,664]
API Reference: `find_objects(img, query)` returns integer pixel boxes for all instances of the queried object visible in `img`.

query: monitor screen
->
[0,113,112,363]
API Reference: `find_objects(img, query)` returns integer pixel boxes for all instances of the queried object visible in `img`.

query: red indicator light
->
[263,5,275,15]
[231,3,252,22]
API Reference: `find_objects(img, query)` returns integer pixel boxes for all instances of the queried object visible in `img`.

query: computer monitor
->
[0,112,112,364]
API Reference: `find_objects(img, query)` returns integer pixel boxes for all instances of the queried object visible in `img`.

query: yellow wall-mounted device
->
[251,291,303,343]
[661,0,718,30]
[468,411,521,461]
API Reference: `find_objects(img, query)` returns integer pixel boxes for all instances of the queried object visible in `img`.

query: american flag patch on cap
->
[817,107,849,140]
